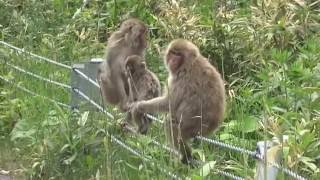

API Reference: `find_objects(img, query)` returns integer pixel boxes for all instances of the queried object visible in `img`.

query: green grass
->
[1,0,319,179]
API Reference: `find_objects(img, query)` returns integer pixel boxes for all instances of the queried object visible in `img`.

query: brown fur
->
[97,18,147,111]
[123,55,161,134]
[131,39,225,164]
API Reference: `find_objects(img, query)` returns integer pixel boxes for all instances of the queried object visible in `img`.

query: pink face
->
[166,50,183,73]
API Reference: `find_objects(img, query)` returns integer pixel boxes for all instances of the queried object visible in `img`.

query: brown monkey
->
[123,55,161,134]
[131,39,225,164]
[97,18,148,111]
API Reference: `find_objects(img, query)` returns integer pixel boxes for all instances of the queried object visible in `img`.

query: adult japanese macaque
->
[97,18,147,111]
[130,39,226,165]
[123,55,161,134]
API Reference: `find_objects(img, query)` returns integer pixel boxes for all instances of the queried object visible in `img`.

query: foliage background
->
[0,0,319,179]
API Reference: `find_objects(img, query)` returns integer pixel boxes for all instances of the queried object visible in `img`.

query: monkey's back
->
[170,57,225,136]
[132,70,161,101]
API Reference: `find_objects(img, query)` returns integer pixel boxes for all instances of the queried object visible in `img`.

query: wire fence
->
[72,88,182,180]
[0,41,72,69]
[0,75,70,109]
[6,62,72,89]
[0,41,307,180]
[72,66,307,180]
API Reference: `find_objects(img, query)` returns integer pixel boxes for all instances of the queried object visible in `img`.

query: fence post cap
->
[90,58,104,63]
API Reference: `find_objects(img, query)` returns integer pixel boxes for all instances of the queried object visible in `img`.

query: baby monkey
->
[123,55,161,134]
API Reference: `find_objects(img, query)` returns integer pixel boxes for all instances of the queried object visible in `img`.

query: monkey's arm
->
[136,95,169,113]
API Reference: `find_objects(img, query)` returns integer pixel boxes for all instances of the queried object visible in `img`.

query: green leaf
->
[219,133,235,141]
[300,131,315,149]
[190,174,202,180]
[283,146,290,157]
[10,120,36,142]
[63,152,78,165]
[299,156,317,171]
[86,155,94,168]
[78,111,89,126]
[60,144,71,153]
[271,49,291,64]
[242,116,257,133]
[200,161,216,177]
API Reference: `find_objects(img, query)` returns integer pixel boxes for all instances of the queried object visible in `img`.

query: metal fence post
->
[255,136,289,180]
[70,58,104,110]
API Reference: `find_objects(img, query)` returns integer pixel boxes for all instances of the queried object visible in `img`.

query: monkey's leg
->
[123,112,132,125]
[171,121,199,166]
[134,113,149,135]
[179,139,193,165]
[137,114,154,135]
[167,122,192,165]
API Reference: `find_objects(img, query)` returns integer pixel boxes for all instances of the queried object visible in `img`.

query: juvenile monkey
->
[123,55,161,134]
[97,18,148,111]
[131,39,225,164]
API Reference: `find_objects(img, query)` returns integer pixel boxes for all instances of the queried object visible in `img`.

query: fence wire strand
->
[118,119,243,180]
[216,169,245,180]
[0,40,307,180]
[108,132,181,180]
[196,136,257,157]
[73,85,245,180]
[72,87,114,119]
[0,41,72,69]
[0,75,70,108]
[73,88,181,180]
[73,68,100,88]
[6,62,71,89]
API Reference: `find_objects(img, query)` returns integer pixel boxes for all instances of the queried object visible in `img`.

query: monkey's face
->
[126,56,146,74]
[165,39,200,73]
[166,49,184,73]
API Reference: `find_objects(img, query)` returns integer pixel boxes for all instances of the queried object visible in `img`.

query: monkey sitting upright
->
[130,39,226,165]
[123,55,161,134]
[97,18,148,112]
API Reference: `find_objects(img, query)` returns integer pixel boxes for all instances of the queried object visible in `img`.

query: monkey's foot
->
[137,116,151,135]
[120,122,135,133]
[138,125,148,135]
[119,102,131,112]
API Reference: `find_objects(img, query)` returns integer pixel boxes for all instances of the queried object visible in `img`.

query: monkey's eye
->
[170,50,182,57]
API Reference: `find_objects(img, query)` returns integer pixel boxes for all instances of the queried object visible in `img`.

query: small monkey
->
[131,39,225,164]
[123,55,161,134]
[97,18,148,111]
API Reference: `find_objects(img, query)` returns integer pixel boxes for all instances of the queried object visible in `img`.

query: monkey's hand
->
[130,101,146,120]
[119,100,131,112]
[119,104,129,112]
